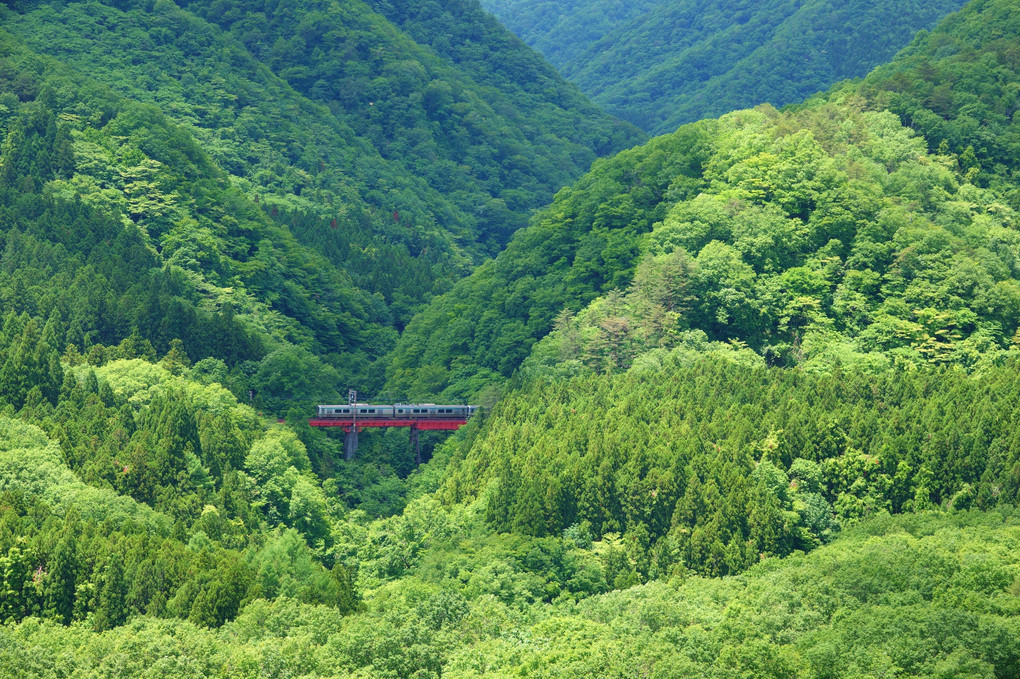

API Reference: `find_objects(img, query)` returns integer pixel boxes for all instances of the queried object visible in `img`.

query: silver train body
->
[315,404,477,419]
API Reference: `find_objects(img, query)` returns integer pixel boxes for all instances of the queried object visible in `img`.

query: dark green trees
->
[484,0,966,133]
[441,358,1020,577]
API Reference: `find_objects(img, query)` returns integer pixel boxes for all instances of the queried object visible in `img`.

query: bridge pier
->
[410,427,420,466]
[344,427,359,460]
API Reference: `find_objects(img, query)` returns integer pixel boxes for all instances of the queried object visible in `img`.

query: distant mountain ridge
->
[482,0,967,133]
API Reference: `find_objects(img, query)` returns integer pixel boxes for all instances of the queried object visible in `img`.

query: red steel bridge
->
[308,403,477,462]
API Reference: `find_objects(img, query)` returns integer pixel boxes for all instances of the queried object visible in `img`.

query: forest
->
[482,0,968,133]
[1,0,1020,676]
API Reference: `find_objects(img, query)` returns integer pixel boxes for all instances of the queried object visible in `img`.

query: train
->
[315,403,478,420]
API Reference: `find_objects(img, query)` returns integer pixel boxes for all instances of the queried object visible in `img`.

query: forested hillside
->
[2,0,640,309]
[0,31,405,405]
[4,506,1019,676]
[441,358,1020,575]
[479,0,656,67]
[387,100,1020,399]
[0,352,360,632]
[856,0,1020,200]
[0,0,643,409]
[3,0,1020,676]
[483,0,966,133]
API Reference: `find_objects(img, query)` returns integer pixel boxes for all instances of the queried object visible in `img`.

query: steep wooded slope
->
[177,0,644,251]
[0,0,646,405]
[388,0,1020,400]
[0,33,378,374]
[437,357,1020,573]
[479,0,656,67]
[856,0,1020,199]
[0,355,359,631]
[386,102,1020,399]
[4,0,642,304]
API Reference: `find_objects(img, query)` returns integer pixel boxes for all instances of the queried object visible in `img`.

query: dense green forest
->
[443,359,1020,575]
[386,102,1020,399]
[1,0,641,319]
[479,0,656,68]
[388,0,1020,400]
[482,0,966,134]
[3,509,1019,677]
[0,31,401,402]
[0,0,642,405]
[3,0,1020,676]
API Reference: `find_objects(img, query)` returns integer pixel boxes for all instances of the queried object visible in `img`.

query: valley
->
[1,0,1019,676]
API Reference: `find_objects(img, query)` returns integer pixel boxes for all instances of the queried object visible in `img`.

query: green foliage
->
[856,0,1020,203]
[484,0,965,134]
[437,357,1020,578]
[4,0,642,263]
[480,0,656,68]
[4,2,1020,676]
[2,512,1018,677]
[0,347,359,631]
[392,99,1020,398]
[385,122,715,399]
[532,105,1020,372]
[0,0,643,412]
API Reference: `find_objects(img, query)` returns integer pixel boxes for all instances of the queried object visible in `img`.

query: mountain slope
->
[855,0,1020,200]
[389,0,1020,400]
[477,0,657,68]
[0,0,647,405]
[0,32,382,372]
[484,0,966,134]
[386,102,1020,399]
[3,0,642,312]
[177,0,644,251]
[437,356,1020,572]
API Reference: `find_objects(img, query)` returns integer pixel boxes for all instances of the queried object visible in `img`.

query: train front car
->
[317,405,345,417]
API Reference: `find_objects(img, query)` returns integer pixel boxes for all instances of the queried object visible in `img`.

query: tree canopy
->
[482,0,967,134]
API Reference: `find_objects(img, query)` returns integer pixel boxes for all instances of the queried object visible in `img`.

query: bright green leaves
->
[531,101,1020,377]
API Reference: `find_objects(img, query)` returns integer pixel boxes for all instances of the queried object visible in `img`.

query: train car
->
[315,404,477,420]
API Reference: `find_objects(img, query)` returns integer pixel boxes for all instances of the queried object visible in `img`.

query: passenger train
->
[315,403,477,420]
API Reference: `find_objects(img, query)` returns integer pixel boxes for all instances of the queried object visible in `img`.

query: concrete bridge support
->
[410,427,421,466]
[344,428,359,460]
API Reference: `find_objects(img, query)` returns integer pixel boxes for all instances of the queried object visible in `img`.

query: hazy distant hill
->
[480,0,657,66]
[483,0,966,133]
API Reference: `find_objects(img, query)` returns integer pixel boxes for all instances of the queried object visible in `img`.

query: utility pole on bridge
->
[344,389,358,460]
